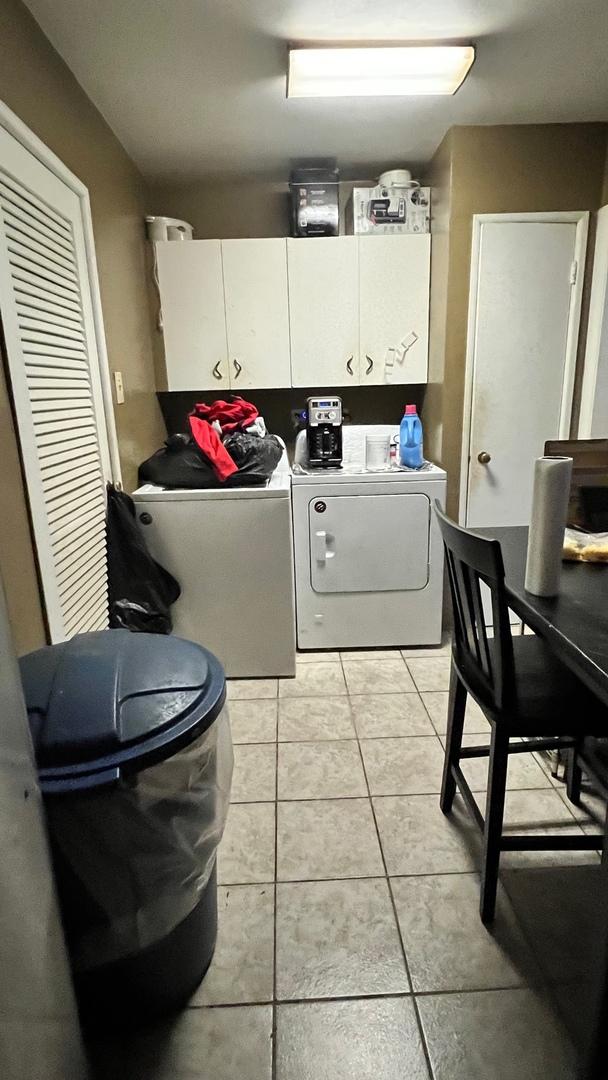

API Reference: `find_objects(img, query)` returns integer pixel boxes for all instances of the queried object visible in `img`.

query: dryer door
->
[309,493,430,593]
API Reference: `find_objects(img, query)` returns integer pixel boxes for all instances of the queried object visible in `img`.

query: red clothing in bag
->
[188,416,238,481]
[192,396,258,434]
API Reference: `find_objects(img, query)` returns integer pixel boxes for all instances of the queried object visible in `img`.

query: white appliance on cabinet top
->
[292,426,446,651]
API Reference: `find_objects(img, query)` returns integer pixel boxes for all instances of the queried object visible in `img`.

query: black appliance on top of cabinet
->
[306,396,343,468]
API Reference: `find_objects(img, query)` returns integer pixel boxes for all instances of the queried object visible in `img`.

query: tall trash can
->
[19,630,233,1024]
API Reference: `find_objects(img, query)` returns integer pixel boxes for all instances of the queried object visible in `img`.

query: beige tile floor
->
[91,646,598,1080]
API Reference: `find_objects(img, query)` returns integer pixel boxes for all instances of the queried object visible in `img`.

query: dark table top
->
[477,526,608,707]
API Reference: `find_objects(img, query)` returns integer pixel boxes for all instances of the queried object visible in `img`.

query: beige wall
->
[423,123,608,517]
[148,180,291,239]
[0,0,166,653]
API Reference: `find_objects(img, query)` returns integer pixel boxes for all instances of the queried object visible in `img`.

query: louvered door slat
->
[20,317,86,342]
[5,224,77,272]
[0,127,112,641]
[15,280,82,317]
[53,517,106,563]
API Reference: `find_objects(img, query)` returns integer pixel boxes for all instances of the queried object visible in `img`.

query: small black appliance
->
[306,396,343,468]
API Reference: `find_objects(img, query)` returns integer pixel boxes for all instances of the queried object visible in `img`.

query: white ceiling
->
[24,0,608,183]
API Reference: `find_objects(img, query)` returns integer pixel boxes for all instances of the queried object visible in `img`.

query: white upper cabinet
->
[288,237,359,387]
[359,235,430,385]
[156,240,229,390]
[222,239,291,389]
[157,234,431,390]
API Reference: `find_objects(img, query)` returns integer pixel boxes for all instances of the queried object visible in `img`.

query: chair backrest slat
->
[434,502,515,712]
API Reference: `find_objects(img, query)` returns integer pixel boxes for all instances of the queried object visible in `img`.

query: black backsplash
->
[158,385,426,448]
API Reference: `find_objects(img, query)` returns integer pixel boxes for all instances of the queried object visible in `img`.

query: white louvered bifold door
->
[0,125,112,642]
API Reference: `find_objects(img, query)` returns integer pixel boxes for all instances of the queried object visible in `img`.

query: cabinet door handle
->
[365,355,374,375]
[233,358,242,379]
[212,361,223,381]
[346,356,354,376]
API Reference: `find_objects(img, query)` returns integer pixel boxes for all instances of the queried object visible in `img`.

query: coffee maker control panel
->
[308,398,342,426]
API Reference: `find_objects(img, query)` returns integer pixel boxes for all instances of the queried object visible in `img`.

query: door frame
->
[459,210,589,524]
[578,204,608,437]
[0,97,122,484]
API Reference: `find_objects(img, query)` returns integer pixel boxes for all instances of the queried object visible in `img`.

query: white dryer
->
[291,426,446,650]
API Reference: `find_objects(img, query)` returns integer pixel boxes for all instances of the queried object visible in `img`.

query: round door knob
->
[139,512,153,525]
[477,451,492,465]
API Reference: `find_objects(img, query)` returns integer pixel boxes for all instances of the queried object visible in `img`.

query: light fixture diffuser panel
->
[288,45,475,98]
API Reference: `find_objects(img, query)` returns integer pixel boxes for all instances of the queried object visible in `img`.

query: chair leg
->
[480,726,509,925]
[440,661,467,815]
[566,749,583,806]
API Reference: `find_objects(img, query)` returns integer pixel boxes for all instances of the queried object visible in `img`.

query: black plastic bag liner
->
[139,431,283,489]
[106,485,180,633]
[224,430,283,476]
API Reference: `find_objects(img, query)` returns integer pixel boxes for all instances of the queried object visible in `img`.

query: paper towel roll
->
[524,456,573,597]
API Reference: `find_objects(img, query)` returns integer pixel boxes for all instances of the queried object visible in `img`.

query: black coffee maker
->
[306,396,343,468]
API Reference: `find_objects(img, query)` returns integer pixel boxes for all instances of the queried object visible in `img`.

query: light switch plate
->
[113,370,125,404]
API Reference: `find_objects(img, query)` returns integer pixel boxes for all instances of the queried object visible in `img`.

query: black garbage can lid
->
[19,630,226,793]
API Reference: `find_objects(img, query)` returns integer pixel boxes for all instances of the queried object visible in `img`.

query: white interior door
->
[288,237,359,386]
[359,235,430,385]
[579,204,608,437]
[0,123,114,642]
[222,238,291,389]
[465,217,585,530]
[156,239,229,390]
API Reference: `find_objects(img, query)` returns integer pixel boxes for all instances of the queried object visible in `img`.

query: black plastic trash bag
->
[106,485,180,633]
[139,432,283,490]
[223,431,283,478]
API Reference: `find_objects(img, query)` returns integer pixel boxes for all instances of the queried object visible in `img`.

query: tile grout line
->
[342,648,437,1080]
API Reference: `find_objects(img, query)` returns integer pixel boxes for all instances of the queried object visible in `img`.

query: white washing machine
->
[132,461,296,678]
[292,426,447,650]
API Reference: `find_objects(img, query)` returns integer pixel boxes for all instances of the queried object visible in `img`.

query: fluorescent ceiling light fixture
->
[287,45,475,98]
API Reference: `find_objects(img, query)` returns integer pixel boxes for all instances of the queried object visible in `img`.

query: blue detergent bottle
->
[400,404,424,469]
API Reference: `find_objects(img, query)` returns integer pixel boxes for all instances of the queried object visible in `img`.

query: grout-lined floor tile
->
[278,696,355,741]
[229,699,278,744]
[421,691,489,735]
[406,656,452,692]
[228,678,278,701]
[439,733,553,793]
[279,663,347,698]
[191,885,274,1006]
[275,878,409,1000]
[360,736,445,796]
[276,997,430,1080]
[391,873,537,993]
[418,987,575,1080]
[232,743,277,802]
[350,692,434,738]
[343,658,415,695]
[117,1005,273,1080]
[277,798,384,881]
[278,740,367,800]
[218,802,276,884]
[373,793,480,877]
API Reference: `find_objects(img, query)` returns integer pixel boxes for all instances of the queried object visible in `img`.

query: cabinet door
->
[288,237,359,387]
[359,235,430,385]
[222,239,291,389]
[156,240,229,390]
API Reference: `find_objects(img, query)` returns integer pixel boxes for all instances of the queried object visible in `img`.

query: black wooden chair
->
[435,502,606,923]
